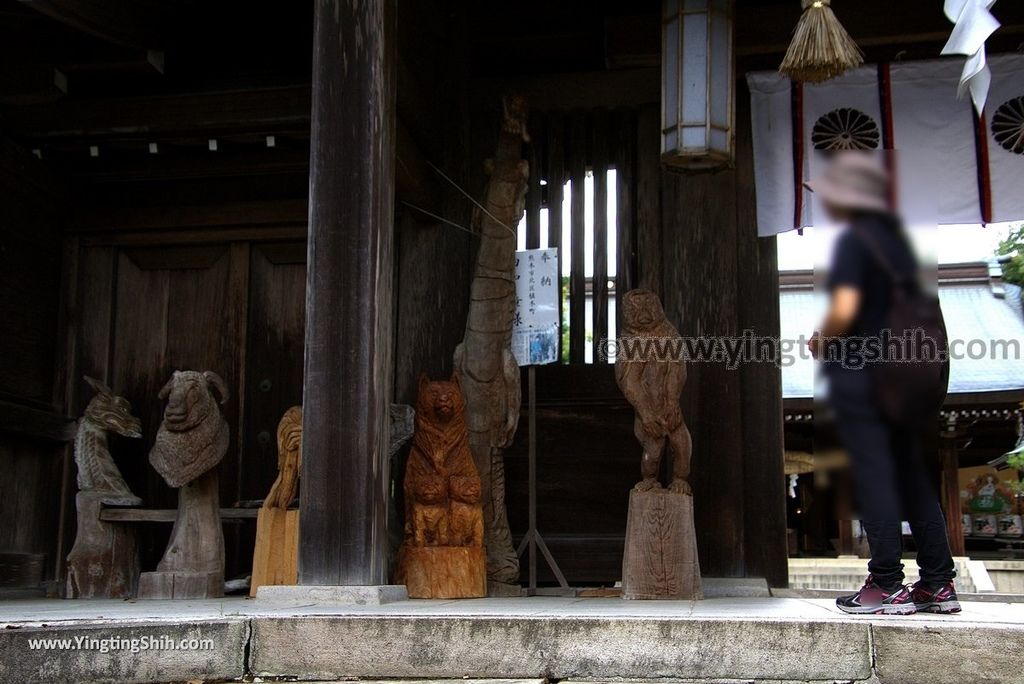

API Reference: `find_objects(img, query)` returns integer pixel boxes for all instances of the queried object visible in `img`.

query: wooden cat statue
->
[393,373,486,598]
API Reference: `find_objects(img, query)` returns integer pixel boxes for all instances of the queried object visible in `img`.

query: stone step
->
[788,556,981,593]
[0,596,1021,684]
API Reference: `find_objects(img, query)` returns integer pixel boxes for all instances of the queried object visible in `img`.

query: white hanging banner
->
[984,56,1024,224]
[748,71,795,236]
[512,248,560,366]
[890,58,981,225]
[748,54,1024,236]
[801,66,884,229]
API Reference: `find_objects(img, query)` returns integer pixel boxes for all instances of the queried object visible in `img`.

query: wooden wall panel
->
[68,239,305,582]
[99,245,245,571]
[0,189,62,405]
[0,437,64,564]
[0,139,68,585]
[635,104,662,295]
[241,243,307,502]
[504,365,635,583]
[72,248,117,413]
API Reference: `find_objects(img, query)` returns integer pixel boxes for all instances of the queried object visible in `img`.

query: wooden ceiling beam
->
[472,68,660,112]
[0,65,66,105]
[602,4,1024,64]
[18,0,172,50]
[5,85,442,216]
[3,86,313,139]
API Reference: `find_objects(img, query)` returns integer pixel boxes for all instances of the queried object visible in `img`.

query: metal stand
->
[515,365,570,595]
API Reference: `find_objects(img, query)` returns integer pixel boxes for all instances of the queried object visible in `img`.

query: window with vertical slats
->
[517,108,638,364]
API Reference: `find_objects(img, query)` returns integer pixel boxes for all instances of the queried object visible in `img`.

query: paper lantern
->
[661,0,735,171]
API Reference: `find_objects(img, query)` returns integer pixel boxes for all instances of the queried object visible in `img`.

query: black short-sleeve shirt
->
[826,212,918,340]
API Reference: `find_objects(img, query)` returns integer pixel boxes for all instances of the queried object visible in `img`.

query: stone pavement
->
[0,596,1021,684]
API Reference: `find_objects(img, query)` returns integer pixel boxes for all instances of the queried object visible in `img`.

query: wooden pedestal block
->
[395,546,486,599]
[137,469,224,599]
[66,492,139,598]
[137,570,222,599]
[249,508,299,597]
[622,488,702,600]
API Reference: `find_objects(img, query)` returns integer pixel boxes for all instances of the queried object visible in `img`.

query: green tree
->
[560,276,570,363]
[1008,448,1024,497]
[996,223,1024,287]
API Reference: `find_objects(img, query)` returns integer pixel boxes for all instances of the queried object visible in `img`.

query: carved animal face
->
[501,95,530,143]
[416,373,464,425]
[277,405,303,464]
[622,289,666,332]
[450,476,481,504]
[415,477,447,505]
[157,370,229,432]
[83,376,142,438]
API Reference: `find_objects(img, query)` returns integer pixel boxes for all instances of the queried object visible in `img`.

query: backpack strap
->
[849,223,915,293]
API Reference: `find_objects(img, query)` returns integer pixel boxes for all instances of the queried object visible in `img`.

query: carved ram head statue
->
[149,370,230,488]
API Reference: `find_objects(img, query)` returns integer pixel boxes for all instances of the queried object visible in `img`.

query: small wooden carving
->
[615,289,701,599]
[393,374,486,598]
[66,376,142,599]
[138,370,229,600]
[250,406,301,597]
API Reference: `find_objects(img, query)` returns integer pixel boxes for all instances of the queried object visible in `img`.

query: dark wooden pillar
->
[642,83,788,585]
[940,422,966,557]
[300,0,396,586]
[659,150,745,580]
[735,87,789,587]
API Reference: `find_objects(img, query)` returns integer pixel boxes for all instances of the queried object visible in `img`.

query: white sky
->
[776,221,1018,272]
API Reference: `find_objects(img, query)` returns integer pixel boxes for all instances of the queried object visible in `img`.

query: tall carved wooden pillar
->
[300,0,396,586]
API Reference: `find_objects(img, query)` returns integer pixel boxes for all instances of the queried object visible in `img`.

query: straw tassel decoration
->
[779,0,864,83]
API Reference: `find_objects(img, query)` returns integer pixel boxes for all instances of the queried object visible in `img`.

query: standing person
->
[806,152,960,616]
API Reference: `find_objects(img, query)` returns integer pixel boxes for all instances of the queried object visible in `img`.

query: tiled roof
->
[780,280,1024,399]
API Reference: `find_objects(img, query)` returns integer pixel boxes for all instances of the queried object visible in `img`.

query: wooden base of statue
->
[621,488,702,600]
[249,507,299,597]
[65,492,139,598]
[394,546,486,599]
[138,469,224,599]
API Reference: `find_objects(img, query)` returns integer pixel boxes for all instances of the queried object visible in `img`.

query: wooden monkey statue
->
[615,289,693,494]
[393,373,486,598]
[615,289,701,600]
[138,370,229,599]
[66,376,143,598]
[250,406,302,597]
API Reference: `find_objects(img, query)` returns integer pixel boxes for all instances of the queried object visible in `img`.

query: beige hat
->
[804,151,891,213]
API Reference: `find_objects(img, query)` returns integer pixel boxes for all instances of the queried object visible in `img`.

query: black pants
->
[827,368,955,588]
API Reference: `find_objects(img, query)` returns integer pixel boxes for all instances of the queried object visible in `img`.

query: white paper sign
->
[512,248,560,366]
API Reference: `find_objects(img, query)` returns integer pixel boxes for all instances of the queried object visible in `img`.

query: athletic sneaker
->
[835,575,917,615]
[910,580,962,614]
